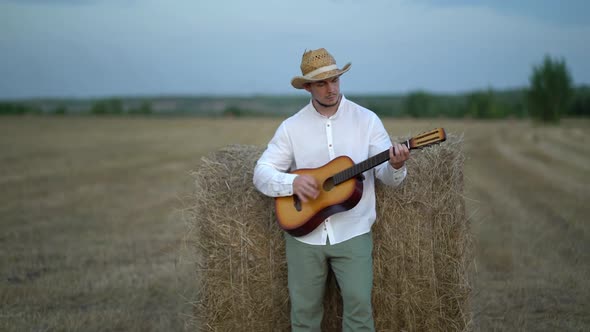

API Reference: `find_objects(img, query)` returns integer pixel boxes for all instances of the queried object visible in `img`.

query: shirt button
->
[329,144,332,147]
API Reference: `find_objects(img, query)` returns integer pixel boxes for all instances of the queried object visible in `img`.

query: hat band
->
[303,64,338,79]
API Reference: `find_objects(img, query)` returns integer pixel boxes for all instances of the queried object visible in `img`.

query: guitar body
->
[274,127,446,237]
[275,156,364,237]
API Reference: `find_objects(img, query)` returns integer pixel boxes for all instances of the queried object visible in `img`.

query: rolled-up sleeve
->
[253,122,298,197]
[376,163,407,187]
[253,163,298,197]
[369,115,407,187]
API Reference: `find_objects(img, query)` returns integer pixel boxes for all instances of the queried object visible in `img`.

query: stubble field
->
[0,116,588,331]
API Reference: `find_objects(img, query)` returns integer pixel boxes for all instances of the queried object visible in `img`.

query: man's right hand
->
[293,174,319,203]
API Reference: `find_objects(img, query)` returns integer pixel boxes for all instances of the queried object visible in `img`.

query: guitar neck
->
[333,140,410,185]
[331,128,446,185]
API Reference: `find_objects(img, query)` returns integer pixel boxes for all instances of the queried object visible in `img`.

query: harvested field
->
[0,116,588,331]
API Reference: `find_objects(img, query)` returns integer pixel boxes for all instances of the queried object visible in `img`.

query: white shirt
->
[253,95,407,245]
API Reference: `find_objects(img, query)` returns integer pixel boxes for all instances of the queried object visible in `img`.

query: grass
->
[0,116,589,331]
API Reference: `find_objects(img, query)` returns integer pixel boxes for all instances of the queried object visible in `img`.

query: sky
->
[0,0,589,99]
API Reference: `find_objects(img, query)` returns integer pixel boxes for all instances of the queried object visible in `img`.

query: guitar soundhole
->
[323,177,335,191]
[293,195,302,212]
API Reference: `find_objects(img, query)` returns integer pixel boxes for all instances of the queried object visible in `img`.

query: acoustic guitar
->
[275,128,447,237]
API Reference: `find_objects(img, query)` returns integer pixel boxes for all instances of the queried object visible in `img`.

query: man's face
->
[304,76,341,107]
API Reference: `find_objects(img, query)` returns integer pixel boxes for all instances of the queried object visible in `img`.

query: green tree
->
[91,98,124,115]
[129,101,153,115]
[568,85,590,117]
[222,106,243,117]
[0,102,41,115]
[404,91,432,118]
[527,55,573,123]
[367,103,392,117]
[52,105,68,115]
[465,89,505,118]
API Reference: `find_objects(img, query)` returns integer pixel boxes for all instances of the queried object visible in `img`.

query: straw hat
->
[291,48,351,89]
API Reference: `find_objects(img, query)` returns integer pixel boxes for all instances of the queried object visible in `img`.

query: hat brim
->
[291,63,351,89]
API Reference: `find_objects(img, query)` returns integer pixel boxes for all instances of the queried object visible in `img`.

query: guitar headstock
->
[408,128,446,149]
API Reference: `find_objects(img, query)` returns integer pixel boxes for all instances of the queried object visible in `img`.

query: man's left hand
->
[389,143,410,169]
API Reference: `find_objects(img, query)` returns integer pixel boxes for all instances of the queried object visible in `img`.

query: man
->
[253,48,410,331]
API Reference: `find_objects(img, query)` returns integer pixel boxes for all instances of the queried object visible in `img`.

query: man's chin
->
[324,96,339,106]
[314,95,341,108]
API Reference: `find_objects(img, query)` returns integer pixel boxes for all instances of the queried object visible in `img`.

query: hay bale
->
[186,135,471,331]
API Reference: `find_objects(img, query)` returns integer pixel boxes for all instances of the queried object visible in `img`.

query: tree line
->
[361,55,587,122]
[1,55,588,122]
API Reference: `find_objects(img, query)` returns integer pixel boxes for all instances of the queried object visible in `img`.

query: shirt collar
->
[307,95,347,120]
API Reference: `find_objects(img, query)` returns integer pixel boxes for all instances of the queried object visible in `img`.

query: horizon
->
[0,84,553,102]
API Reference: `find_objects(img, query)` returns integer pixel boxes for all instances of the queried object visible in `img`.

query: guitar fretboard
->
[333,141,410,185]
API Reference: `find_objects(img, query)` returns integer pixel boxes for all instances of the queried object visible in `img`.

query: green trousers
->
[284,232,375,332]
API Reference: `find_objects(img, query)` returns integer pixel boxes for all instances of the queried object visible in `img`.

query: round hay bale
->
[185,135,471,331]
